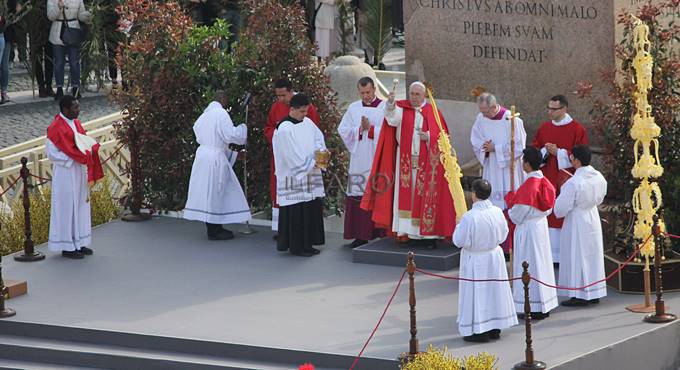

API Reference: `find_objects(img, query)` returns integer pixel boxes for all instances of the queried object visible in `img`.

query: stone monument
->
[404,0,617,172]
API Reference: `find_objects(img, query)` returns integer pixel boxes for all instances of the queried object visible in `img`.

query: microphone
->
[239,92,252,108]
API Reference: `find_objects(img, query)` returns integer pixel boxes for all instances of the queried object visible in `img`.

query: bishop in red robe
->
[264,79,320,234]
[532,95,588,264]
[361,82,456,247]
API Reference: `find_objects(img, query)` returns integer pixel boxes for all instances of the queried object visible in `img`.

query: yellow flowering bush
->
[0,179,118,255]
[401,345,497,370]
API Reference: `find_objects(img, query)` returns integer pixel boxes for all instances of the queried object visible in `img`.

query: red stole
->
[361,100,455,236]
[46,114,104,183]
[531,119,588,228]
[504,176,556,213]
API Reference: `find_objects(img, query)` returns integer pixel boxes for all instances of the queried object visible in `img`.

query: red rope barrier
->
[0,177,21,197]
[29,174,52,182]
[349,270,407,370]
[530,234,650,291]
[415,268,522,282]
[663,232,680,239]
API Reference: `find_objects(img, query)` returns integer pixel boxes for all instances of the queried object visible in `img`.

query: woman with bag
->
[47,0,90,99]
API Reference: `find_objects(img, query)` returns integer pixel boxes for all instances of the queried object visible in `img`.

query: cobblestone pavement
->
[0,96,120,149]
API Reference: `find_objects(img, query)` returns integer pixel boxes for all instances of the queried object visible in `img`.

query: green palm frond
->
[363,0,392,67]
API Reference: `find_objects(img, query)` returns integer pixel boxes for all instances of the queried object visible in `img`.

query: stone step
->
[0,321,393,370]
[0,359,104,370]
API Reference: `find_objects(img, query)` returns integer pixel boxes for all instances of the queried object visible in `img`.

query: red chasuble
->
[361,100,456,237]
[531,120,588,229]
[46,114,104,183]
[264,101,320,207]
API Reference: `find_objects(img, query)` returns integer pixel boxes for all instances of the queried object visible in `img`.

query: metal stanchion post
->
[513,261,546,370]
[15,157,45,262]
[644,215,676,323]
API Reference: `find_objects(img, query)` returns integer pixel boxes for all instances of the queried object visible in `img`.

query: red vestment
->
[264,101,320,207]
[504,176,556,214]
[361,100,456,237]
[531,120,587,228]
[46,114,104,183]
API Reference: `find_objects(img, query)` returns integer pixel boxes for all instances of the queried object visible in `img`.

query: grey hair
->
[409,81,426,93]
[477,92,497,106]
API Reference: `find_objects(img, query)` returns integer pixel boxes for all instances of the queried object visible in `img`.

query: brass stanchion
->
[407,252,419,359]
[14,157,45,262]
[0,225,17,318]
[513,261,546,370]
[644,215,676,323]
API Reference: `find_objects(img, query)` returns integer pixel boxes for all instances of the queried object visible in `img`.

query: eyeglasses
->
[547,106,565,111]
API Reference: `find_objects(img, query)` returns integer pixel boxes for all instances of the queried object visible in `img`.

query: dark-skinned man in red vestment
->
[264,78,320,239]
[532,94,588,265]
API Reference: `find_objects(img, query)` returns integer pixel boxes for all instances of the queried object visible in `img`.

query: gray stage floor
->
[4,218,679,369]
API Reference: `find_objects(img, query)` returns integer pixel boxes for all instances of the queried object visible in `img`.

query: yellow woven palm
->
[426,88,468,222]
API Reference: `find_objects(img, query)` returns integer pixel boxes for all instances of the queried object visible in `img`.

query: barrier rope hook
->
[14,157,46,262]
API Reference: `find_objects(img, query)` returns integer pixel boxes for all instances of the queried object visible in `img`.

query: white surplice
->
[46,114,92,252]
[384,101,437,239]
[508,171,558,313]
[337,99,385,196]
[554,166,608,300]
[453,199,518,336]
[183,101,251,224]
[470,109,526,209]
[273,117,326,207]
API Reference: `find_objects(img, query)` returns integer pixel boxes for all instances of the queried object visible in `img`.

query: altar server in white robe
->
[453,179,518,343]
[470,92,526,210]
[554,145,608,306]
[46,95,105,259]
[183,91,250,240]
[273,93,327,257]
[337,77,386,248]
[505,147,558,319]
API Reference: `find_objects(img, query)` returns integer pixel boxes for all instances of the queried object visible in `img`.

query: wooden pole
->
[407,252,419,358]
[14,157,45,262]
[513,261,546,370]
[644,215,677,323]
[507,106,519,287]
[0,225,17,318]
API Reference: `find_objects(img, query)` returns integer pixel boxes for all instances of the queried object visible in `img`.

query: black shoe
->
[54,87,64,100]
[71,86,81,99]
[588,299,600,304]
[532,312,550,320]
[39,87,48,98]
[488,329,501,340]
[272,234,278,241]
[62,250,84,259]
[46,86,55,97]
[463,333,490,343]
[518,312,549,320]
[208,229,234,240]
[350,239,368,248]
[561,298,589,307]
[291,251,314,257]
[79,246,94,255]
[310,248,321,255]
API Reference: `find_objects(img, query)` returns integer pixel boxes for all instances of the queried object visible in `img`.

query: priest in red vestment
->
[361,81,456,248]
[532,94,588,264]
[264,78,320,236]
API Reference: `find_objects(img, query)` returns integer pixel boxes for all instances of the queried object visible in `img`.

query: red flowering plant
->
[575,0,680,255]
[235,0,346,214]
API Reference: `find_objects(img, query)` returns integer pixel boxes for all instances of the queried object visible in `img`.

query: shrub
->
[0,179,118,255]
[236,0,346,214]
[401,345,497,370]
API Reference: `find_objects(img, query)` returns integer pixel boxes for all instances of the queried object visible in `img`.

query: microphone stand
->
[240,97,256,235]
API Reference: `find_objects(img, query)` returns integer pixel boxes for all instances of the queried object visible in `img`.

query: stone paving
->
[0,96,119,149]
